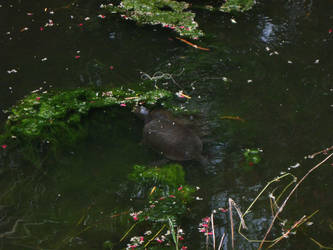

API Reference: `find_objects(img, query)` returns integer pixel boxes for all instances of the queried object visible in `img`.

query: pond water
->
[1,0,333,249]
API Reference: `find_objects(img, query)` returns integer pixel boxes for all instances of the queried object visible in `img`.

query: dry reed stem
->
[258,152,333,250]
[310,237,333,249]
[238,173,295,243]
[211,212,216,249]
[268,215,306,248]
[144,224,166,248]
[228,198,235,249]
[218,233,226,250]
[268,209,319,248]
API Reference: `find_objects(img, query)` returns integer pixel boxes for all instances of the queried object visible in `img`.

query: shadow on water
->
[1,0,333,249]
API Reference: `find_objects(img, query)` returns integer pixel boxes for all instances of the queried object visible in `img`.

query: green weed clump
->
[106,0,204,39]
[0,88,172,167]
[220,0,255,12]
[117,164,195,249]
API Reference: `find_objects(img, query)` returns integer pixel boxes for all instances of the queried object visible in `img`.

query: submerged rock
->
[134,106,208,165]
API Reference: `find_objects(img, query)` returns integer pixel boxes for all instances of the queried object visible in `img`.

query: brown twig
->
[307,145,333,159]
[258,152,333,249]
[175,37,210,51]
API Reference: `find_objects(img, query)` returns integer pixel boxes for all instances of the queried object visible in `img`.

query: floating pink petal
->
[75,55,80,59]
[120,103,126,107]
[109,66,114,70]
[178,186,183,191]
[1,145,8,149]
[203,217,210,222]
[181,246,188,250]
[78,23,83,27]
[219,208,228,213]
[329,28,332,34]
[36,97,41,101]
[169,195,176,198]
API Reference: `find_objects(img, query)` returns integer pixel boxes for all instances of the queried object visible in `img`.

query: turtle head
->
[132,105,150,122]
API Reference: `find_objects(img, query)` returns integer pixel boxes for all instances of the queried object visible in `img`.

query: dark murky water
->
[1,0,333,249]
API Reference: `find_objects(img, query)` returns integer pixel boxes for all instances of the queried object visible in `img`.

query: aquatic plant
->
[220,0,255,12]
[103,0,256,40]
[243,148,262,167]
[0,87,172,167]
[104,0,204,39]
[117,164,195,249]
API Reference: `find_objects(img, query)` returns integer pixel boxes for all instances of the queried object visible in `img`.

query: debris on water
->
[314,59,319,64]
[231,18,237,23]
[7,69,18,74]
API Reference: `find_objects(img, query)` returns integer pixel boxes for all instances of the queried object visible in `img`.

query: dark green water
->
[1,0,333,249]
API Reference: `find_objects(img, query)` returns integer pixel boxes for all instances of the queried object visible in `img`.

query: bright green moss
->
[129,164,195,222]
[5,88,171,140]
[106,0,204,39]
[220,0,255,12]
[0,87,172,167]
[129,164,185,187]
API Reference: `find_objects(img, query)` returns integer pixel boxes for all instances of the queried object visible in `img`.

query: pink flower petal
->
[1,144,8,149]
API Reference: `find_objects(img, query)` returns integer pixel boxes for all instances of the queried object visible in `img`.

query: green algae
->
[105,0,204,39]
[0,87,172,167]
[129,164,185,187]
[220,0,255,12]
[130,164,195,220]
[104,0,256,39]
[5,88,171,140]
[119,164,195,248]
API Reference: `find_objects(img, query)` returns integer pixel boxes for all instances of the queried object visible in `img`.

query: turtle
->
[133,106,208,165]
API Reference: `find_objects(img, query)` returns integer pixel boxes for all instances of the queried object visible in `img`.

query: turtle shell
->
[143,116,203,161]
